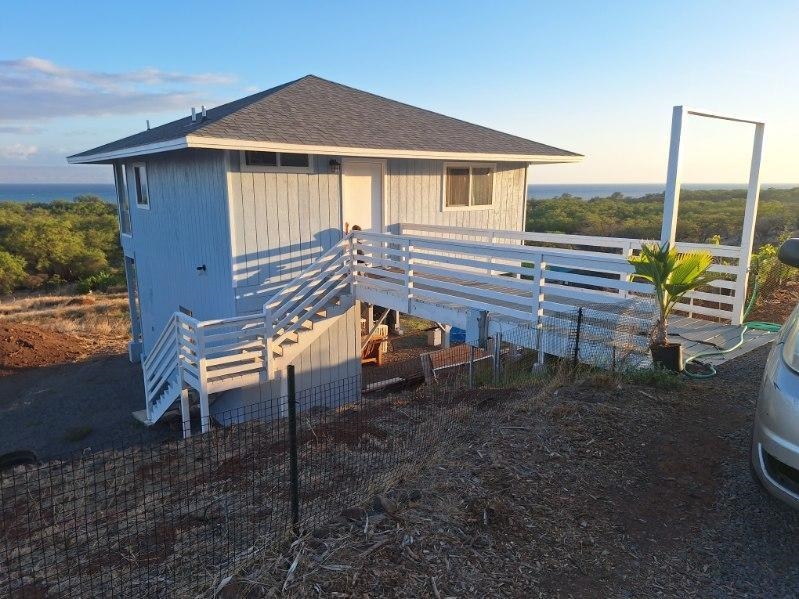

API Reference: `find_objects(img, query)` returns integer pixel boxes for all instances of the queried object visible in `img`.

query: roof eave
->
[66,137,191,164]
[67,134,583,165]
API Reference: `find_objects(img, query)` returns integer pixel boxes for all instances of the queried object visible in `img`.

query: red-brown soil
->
[0,324,86,376]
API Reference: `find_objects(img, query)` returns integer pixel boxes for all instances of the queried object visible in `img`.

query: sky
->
[0,0,797,185]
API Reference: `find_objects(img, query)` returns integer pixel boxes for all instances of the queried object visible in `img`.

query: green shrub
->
[0,196,122,294]
[0,250,26,293]
[76,271,126,294]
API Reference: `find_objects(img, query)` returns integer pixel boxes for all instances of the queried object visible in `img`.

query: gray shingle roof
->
[69,75,581,162]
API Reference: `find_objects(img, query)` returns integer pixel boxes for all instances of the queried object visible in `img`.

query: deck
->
[669,315,776,366]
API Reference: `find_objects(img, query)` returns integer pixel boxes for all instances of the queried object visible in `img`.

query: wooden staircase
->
[139,237,356,434]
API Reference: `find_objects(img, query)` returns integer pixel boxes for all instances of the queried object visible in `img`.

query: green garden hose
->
[682,280,782,379]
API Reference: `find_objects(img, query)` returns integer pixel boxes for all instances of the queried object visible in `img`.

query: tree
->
[0,251,26,294]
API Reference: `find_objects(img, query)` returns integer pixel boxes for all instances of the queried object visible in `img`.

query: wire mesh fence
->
[0,299,664,596]
[0,370,477,597]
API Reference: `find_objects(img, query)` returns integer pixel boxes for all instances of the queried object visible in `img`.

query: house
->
[68,75,583,432]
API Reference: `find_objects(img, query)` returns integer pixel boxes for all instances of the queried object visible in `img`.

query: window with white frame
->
[444,164,494,208]
[243,150,310,169]
[132,163,150,209]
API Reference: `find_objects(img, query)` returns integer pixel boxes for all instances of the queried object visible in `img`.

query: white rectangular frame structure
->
[661,106,765,325]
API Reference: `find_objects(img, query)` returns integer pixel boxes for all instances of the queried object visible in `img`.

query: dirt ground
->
[0,293,130,375]
[238,344,799,598]
[748,279,799,324]
[0,293,169,460]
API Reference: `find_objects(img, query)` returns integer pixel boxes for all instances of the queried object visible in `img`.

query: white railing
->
[142,312,199,424]
[143,223,747,432]
[352,231,652,325]
[265,236,354,346]
[399,223,745,323]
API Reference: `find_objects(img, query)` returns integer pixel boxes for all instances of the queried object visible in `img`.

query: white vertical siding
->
[210,304,361,419]
[228,153,342,314]
[384,159,527,234]
[126,149,235,354]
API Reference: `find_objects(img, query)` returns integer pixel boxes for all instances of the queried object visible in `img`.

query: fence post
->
[287,365,300,534]
[572,307,583,367]
[468,345,475,389]
[493,332,503,382]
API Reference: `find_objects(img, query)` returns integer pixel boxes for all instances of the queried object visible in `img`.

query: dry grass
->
[0,377,490,597]
[0,292,130,358]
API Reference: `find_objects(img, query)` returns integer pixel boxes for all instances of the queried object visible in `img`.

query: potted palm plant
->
[629,242,715,371]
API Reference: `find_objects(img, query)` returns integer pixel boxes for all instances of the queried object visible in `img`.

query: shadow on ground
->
[0,354,175,461]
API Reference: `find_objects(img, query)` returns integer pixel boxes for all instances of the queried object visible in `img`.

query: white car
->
[751,239,799,508]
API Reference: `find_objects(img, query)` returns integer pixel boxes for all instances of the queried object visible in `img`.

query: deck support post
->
[731,122,765,325]
[196,326,211,434]
[392,310,403,335]
[179,388,191,439]
[405,240,414,314]
[366,304,374,332]
[442,324,452,349]
[661,106,685,247]
[531,256,546,366]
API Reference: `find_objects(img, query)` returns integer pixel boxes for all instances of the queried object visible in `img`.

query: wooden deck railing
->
[398,223,746,324]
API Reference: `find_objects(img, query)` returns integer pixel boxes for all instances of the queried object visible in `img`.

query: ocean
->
[0,182,795,204]
[0,183,117,203]
[527,183,797,200]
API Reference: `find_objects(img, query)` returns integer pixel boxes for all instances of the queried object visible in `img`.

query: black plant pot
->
[650,343,684,372]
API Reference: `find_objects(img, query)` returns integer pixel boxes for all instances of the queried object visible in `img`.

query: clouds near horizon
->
[0,57,236,121]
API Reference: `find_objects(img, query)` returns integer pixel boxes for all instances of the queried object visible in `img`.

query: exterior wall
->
[122,149,236,355]
[227,152,343,315]
[384,159,528,234]
[210,303,362,421]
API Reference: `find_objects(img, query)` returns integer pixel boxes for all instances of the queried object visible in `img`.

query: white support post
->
[179,388,191,439]
[347,233,356,297]
[487,231,495,275]
[393,309,403,335]
[276,367,289,419]
[405,240,414,314]
[531,255,546,366]
[196,326,211,433]
[661,106,686,247]
[731,122,765,325]
[621,241,634,299]
[263,307,274,378]
[442,324,452,349]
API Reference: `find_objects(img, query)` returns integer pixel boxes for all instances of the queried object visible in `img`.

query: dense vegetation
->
[0,187,797,295]
[526,187,799,246]
[0,196,124,294]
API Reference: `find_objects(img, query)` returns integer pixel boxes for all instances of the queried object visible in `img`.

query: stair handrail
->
[265,233,353,316]
[143,312,182,422]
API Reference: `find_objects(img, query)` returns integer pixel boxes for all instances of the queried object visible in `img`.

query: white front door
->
[342,160,383,233]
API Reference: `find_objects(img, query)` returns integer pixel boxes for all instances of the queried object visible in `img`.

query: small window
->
[132,163,150,209]
[444,164,494,209]
[245,151,277,167]
[279,152,310,168]
[242,151,311,170]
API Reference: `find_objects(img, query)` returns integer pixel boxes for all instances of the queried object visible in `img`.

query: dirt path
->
[250,345,799,598]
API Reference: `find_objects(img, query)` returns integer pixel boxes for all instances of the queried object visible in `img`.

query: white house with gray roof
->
[69,75,582,431]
